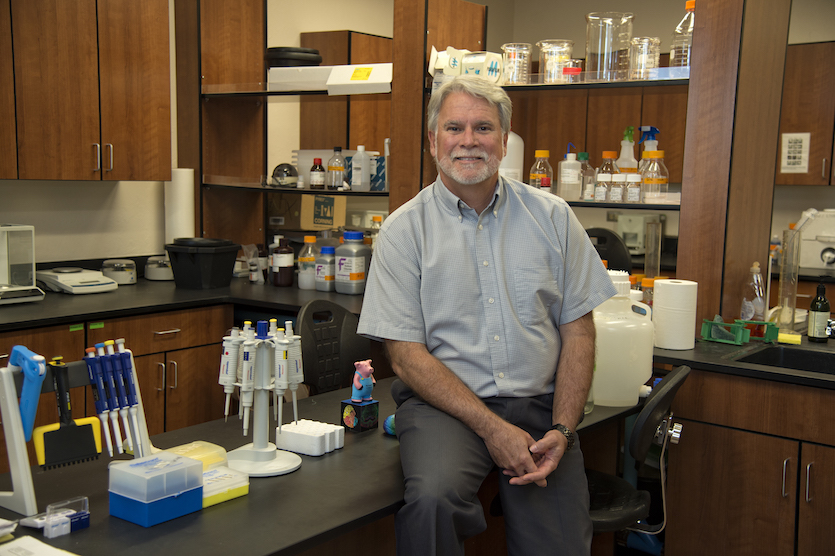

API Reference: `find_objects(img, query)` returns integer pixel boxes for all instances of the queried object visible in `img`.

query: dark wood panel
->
[586,88,642,170]
[12,0,101,180]
[175,0,202,223]
[200,0,265,86]
[427,0,485,58]
[667,420,797,555]
[535,89,589,172]
[0,0,16,179]
[775,42,835,186]
[202,97,265,179]
[202,188,264,247]
[98,0,171,181]
[798,443,835,555]
[300,32,349,150]
[164,344,226,432]
[349,33,393,154]
[641,85,688,183]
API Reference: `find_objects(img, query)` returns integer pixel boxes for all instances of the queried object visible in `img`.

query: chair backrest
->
[296,299,371,395]
[628,365,691,463]
[586,227,633,272]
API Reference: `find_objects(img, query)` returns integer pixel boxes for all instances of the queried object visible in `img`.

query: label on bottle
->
[271,253,294,272]
[351,159,363,186]
[328,165,344,172]
[626,186,642,203]
[336,256,366,282]
[619,166,638,174]
[310,170,325,187]
[609,187,624,202]
[643,177,668,185]
[315,262,335,282]
[530,172,546,187]
[594,185,608,201]
[299,256,316,271]
[809,310,830,339]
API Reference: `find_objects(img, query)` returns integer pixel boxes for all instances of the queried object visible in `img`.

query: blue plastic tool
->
[9,345,46,442]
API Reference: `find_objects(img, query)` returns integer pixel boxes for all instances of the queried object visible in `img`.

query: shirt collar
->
[433,174,506,219]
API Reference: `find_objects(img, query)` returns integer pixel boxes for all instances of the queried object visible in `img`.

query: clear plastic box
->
[109,451,202,503]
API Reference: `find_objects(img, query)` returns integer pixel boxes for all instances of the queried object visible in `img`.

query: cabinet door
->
[12,0,101,180]
[775,42,835,186]
[585,88,642,170]
[0,0,16,179]
[164,344,226,432]
[798,443,835,555]
[97,0,171,181]
[666,419,797,555]
[133,354,166,437]
[641,85,688,184]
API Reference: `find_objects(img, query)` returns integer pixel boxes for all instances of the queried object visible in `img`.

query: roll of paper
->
[164,168,196,245]
[653,279,698,350]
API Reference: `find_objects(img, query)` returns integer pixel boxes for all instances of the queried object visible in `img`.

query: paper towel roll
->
[653,279,698,350]
[164,168,196,245]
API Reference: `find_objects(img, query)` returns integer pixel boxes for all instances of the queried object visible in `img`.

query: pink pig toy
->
[351,359,376,402]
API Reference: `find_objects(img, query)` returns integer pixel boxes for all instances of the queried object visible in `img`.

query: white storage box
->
[326,63,392,95]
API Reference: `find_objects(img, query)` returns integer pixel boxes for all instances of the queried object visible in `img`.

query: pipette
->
[95,343,124,454]
[240,330,257,436]
[105,341,134,453]
[84,348,114,457]
[237,321,253,420]
[115,339,144,457]
[285,321,305,424]
[273,328,289,433]
[218,328,242,421]
[268,319,279,420]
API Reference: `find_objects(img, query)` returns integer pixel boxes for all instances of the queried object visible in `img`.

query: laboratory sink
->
[735,345,835,375]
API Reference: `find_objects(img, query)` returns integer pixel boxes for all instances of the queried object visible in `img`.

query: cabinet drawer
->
[87,305,232,356]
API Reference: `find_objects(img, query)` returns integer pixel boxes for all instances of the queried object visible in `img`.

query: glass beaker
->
[644,221,662,279]
[629,37,661,80]
[778,228,800,331]
[536,40,574,84]
[585,12,633,82]
[501,43,532,85]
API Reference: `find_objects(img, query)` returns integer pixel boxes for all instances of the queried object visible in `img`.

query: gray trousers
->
[392,380,592,556]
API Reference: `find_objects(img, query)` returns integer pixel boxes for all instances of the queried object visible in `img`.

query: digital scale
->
[0,225,44,305]
[36,268,118,295]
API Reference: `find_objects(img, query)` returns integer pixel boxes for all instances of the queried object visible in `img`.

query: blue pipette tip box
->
[109,487,202,527]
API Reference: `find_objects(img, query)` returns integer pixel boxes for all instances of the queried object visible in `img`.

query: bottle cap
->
[321,246,335,254]
[597,173,612,181]
[643,150,661,158]
[642,277,655,288]
[343,231,364,241]
[563,67,581,75]
[685,0,695,10]
[578,152,589,161]
[612,174,627,182]
[304,235,317,243]
[334,146,342,152]
[627,173,643,182]
[535,150,550,158]
[372,215,383,222]
[565,153,577,160]
[357,145,366,151]
[750,261,760,273]
[602,151,618,159]
[313,158,322,165]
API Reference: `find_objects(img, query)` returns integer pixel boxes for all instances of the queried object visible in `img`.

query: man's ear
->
[428,130,437,158]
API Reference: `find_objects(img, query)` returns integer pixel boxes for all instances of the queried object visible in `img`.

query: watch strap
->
[550,423,575,451]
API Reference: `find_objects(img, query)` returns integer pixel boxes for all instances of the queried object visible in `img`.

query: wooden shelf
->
[569,201,681,211]
[202,175,387,196]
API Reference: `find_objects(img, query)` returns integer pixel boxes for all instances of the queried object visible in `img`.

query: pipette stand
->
[0,364,38,516]
[227,338,301,477]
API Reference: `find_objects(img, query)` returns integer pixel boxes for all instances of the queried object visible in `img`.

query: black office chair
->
[586,227,633,272]
[586,365,690,534]
[296,299,371,395]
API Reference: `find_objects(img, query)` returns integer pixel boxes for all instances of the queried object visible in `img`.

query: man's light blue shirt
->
[358,175,616,398]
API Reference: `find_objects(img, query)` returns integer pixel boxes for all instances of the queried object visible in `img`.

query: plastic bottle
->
[592,270,654,407]
[499,129,525,182]
[315,246,336,292]
[808,281,830,343]
[625,173,643,203]
[558,153,582,201]
[594,173,611,202]
[616,127,639,174]
[351,145,372,191]
[370,215,383,249]
[670,0,695,69]
[637,126,660,173]
[529,150,553,193]
[326,147,346,190]
[578,152,596,201]
[641,150,669,203]
[609,173,627,203]
[309,158,325,190]
[271,238,294,287]
[335,231,372,295]
[740,261,766,321]
[599,151,619,176]
[641,277,655,306]
[297,235,318,290]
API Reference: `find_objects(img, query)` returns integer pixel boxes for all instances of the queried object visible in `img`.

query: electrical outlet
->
[606,211,621,222]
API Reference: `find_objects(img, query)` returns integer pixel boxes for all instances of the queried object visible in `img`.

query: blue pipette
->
[115,338,144,456]
[105,341,133,452]
[95,343,124,454]
[84,348,114,457]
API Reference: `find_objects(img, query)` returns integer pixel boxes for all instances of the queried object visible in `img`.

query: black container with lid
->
[164,238,241,289]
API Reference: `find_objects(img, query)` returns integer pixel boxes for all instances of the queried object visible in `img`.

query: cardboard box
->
[269,193,347,231]
[326,63,392,95]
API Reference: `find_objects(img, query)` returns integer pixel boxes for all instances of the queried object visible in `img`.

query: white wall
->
[1,0,832,263]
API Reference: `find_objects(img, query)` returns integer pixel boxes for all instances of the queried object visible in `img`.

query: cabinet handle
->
[153,328,181,336]
[0,354,8,361]
[105,143,114,172]
[782,458,790,497]
[824,158,828,180]
[156,362,165,391]
[93,143,101,172]
[169,360,178,390]
[806,462,813,503]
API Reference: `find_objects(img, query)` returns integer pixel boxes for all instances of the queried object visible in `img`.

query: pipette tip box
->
[341,399,379,432]
[108,452,203,527]
[202,466,249,508]
[274,419,345,456]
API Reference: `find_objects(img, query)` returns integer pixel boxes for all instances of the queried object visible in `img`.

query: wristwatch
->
[550,423,575,451]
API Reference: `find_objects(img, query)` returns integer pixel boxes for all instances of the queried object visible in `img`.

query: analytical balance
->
[0,225,44,305]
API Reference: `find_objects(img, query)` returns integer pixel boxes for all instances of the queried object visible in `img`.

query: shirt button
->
[488,298,494,304]
[478,224,483,230]
[498,372,505,379]
[493,210,497,216]
[458,215,463,222]
[483,261,489,266]
[494,335,500,341]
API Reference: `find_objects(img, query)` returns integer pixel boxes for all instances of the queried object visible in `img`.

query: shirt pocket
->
[512,266,560,326]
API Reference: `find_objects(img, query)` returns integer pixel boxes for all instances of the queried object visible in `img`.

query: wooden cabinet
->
[86,305,232,435]
[0,1,15,179]
[775,42,835,186]
[10,0,171,181]
[0,323,87,474]
[300,31,392,155]
[666,369,835,554]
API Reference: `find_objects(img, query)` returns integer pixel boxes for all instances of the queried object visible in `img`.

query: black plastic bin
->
[165,238,240,289]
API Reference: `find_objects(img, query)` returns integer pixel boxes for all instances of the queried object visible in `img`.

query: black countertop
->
[0,278,365,332]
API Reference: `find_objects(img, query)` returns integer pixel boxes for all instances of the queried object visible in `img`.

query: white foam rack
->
[274,420,344,457]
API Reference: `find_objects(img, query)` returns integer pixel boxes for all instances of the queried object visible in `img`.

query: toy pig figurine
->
[351,359,376,402]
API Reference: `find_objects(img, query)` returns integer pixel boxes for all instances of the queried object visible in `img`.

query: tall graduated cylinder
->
[592,271,654,406]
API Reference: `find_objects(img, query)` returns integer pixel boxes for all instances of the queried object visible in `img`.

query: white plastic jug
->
[592,289,654,407]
